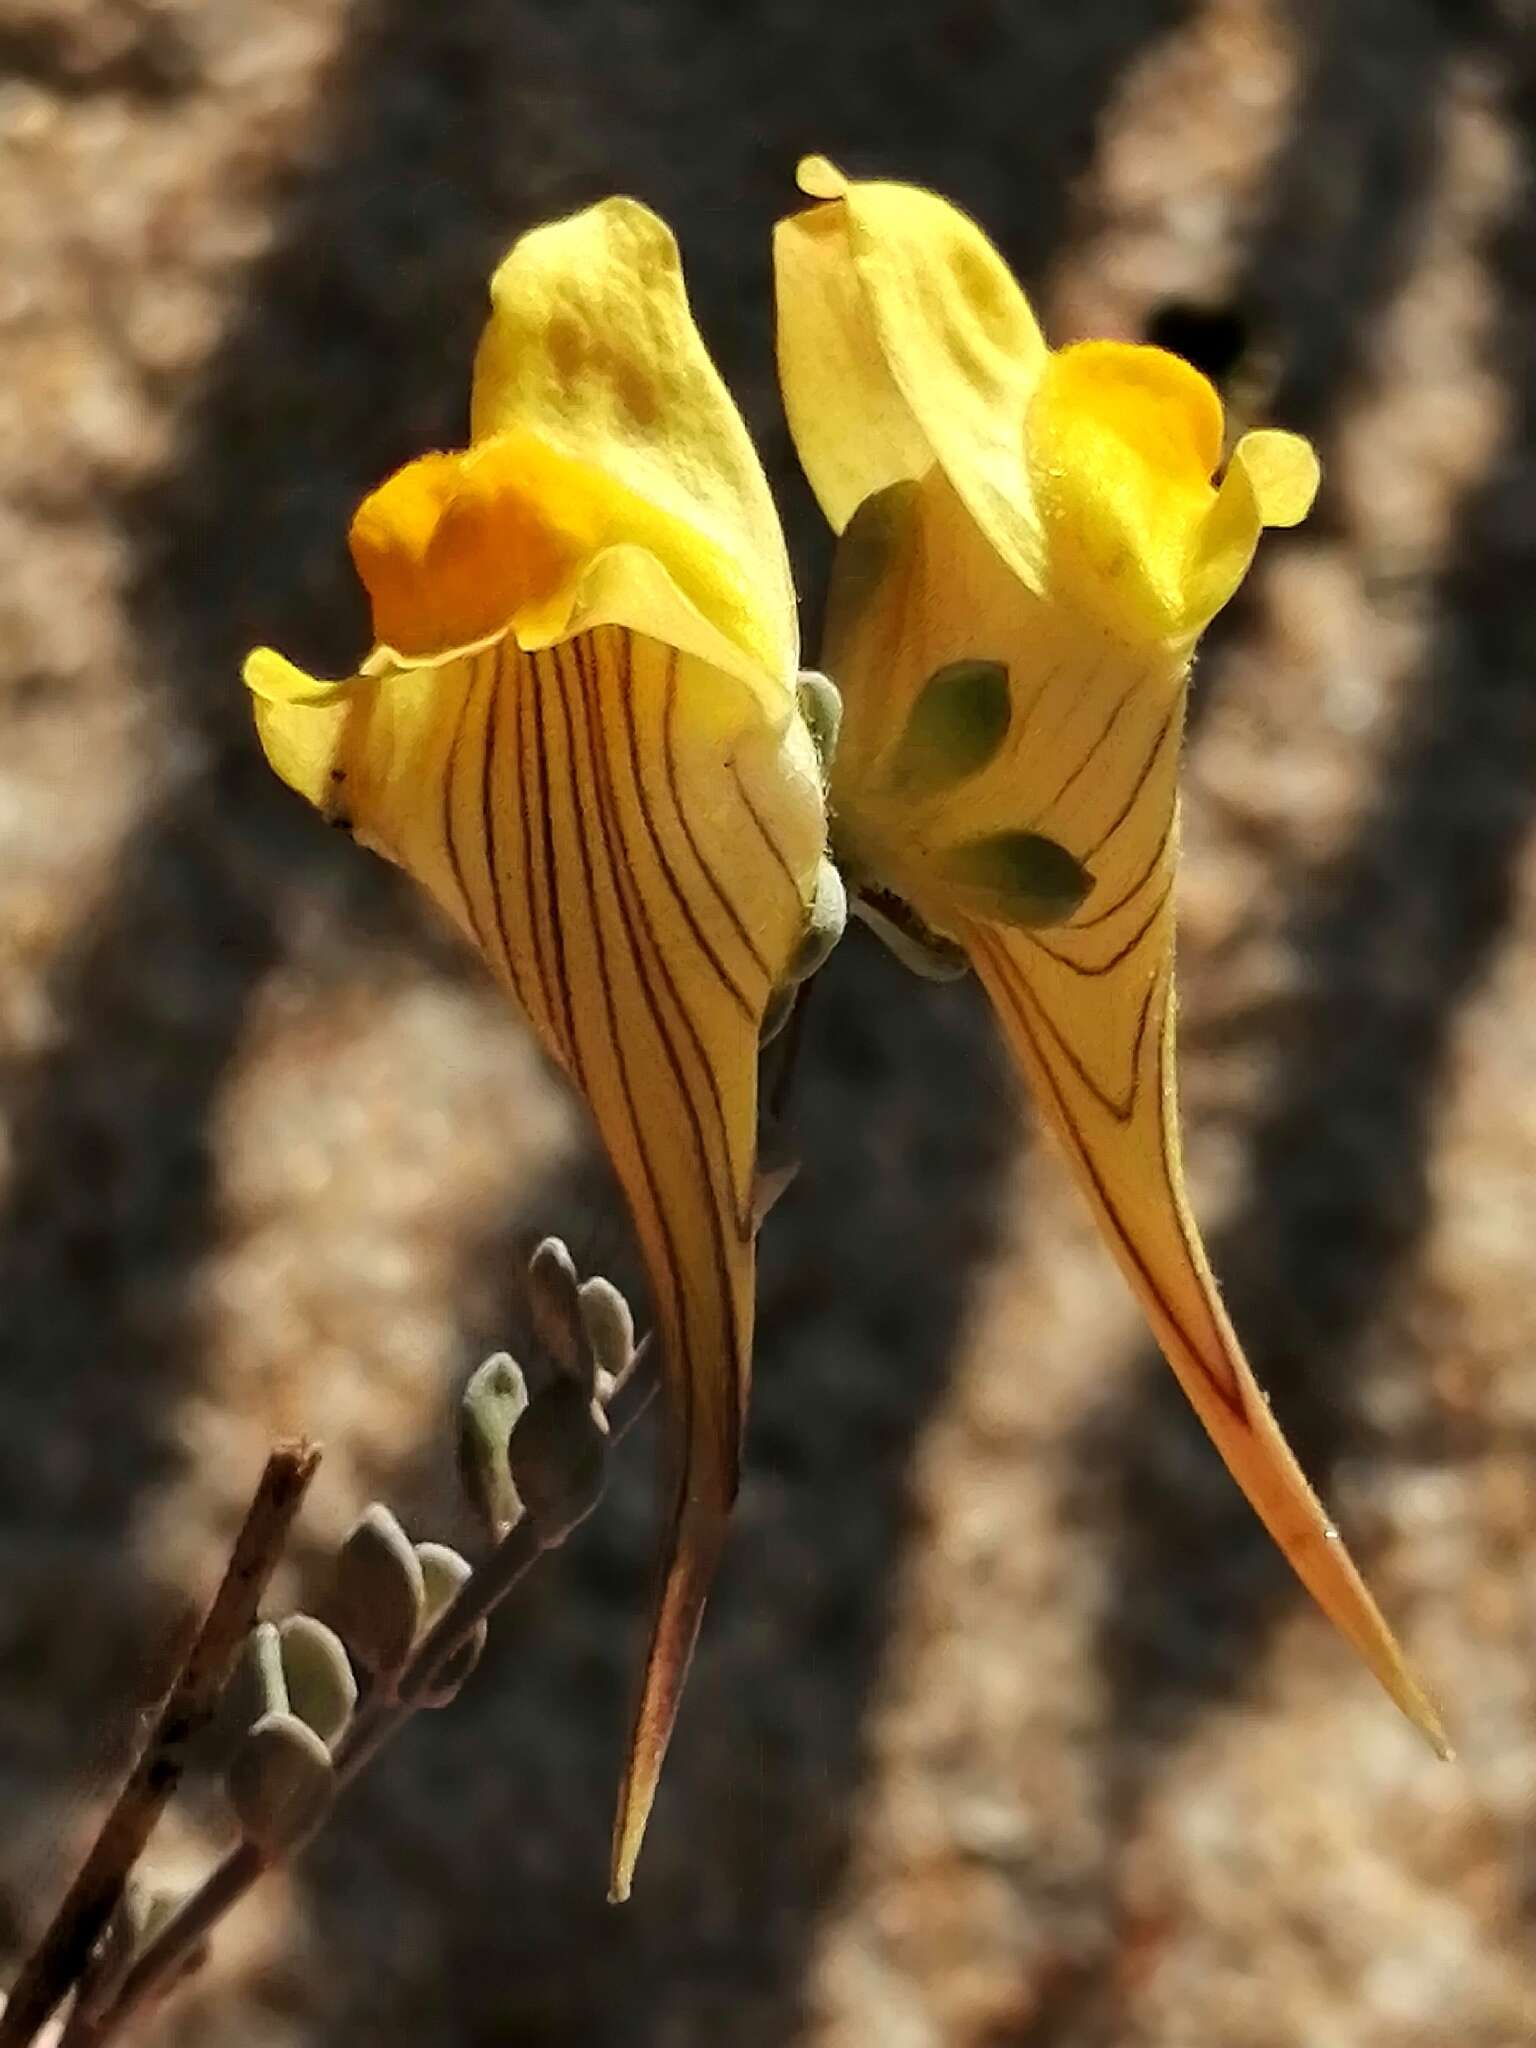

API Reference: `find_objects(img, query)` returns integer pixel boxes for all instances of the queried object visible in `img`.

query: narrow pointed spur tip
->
[1400,1679,1454,1763]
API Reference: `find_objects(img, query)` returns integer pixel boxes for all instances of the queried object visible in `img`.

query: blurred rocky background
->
[1,0,1534,2041]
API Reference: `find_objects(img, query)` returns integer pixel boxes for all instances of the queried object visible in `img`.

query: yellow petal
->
[775,165,1049,590]
[472,197,797,685]
[349,428,792,713]
[774,195,934,534]
[347,432,615,659]
[967,904,1445,1755]
[249,628,825,1894]
[1182,427,1320,634]
[1026,349,1322,642]
[823,469,1444,1752]
[777,172,1321,649]
[1025,341,1224,641]
[794,153,848,201]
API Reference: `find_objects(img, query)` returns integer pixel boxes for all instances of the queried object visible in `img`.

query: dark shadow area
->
[1077,0,1536,1911]
[1143,299,1250,384]
[1170,0,1452,701]
[1231,0,1456,451]
[0,5,199,103]
[0,0,1191,2033]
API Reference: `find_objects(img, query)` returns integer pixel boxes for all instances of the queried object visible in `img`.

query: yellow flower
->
[776,157,1445,1752]
[246,198,829,1897]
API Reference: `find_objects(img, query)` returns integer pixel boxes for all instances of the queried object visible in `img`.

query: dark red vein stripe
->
[1004,655,1068,762]
[1016,647,1110,776]
[527,650,582,1083]
[441,650,489,954]
[1071,815,1175,931]
[572,634,748,1459]
[1026,671,1140,833]
[726,755,802,904]
[978,921,1162,1125]
[508,637,561,1060]
[1084,704,1180,862]
[1022,874,1172,978]
[472,643,535,1019]
[971,926,1246,1424]
[600,635,756,1244]
[659,647,773,989]
[548,636,687,1360]
[588,638,757,1022]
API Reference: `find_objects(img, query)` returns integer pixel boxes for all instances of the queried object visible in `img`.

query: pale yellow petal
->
[966,898,1446,1756]
[1025,341,1225,641]
[247,627,827,1894]
[795,153,847,201]
[545,539,792,714]
[1181,427,1321,634]
[776,168,1050,589]
[822,470,1442,1751]
[774,200,934,534]
[472,197,797,683]
[349,430,791,711]
[244,649,362,815]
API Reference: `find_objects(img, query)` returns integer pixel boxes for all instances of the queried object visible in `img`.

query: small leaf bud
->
[245,1619,289,1721]
[796,668,843,770]
[415,1541,473,1630]
[331,1503,424,1677]
[278,1614,357,1745]
[413,1543,486,1709]
[458,1351,528,1539]
[577,1274,635,1391]
[790,856,847,984]
[226,1712,335,1853]
[528,1235,590,1391]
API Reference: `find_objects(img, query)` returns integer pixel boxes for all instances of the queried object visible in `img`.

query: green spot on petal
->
[938,831,1090,928]
[885,658,1012,797]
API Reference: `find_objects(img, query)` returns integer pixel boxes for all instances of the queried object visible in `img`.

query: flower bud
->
[226,1712,334,1853]
[577,1275,635,1390]
[413,1542,486,1708]
[790,856,847,984]
[77,1879,188,2019]
[332,1503,424,1677]
[796,668,843,769]
[415,1541,473,1628]
[278,1614,357,1745]
[245,1619,289,1719]
[458,1351,528,1539]
[528,1235,590,1391]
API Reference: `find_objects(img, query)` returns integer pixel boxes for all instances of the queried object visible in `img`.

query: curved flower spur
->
[775,157,1446,1753]
[245,198,832,1899]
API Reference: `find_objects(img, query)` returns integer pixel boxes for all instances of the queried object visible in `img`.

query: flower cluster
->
[246,158,1443,1901]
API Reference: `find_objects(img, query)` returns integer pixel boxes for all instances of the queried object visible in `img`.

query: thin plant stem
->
[71,1345,659,2048]
[1,1443,322,2048]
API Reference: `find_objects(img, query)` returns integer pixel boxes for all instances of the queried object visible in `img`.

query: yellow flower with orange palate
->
[245,198,831,1898]
[776,156,1446,1752]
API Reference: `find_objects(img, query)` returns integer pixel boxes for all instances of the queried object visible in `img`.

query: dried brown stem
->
[0,1442,322,2048]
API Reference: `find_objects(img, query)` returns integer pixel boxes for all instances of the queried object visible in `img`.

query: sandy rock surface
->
[1,2,1534,2042]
